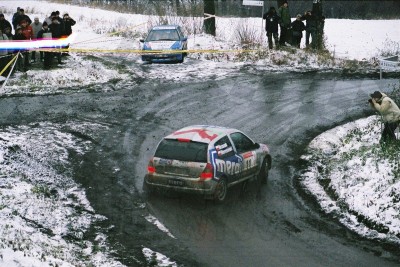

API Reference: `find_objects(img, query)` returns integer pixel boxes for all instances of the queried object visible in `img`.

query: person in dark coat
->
[12,7,21,32]
[62,13,76,36]
[263,7,280,49]
[13,27,27,71]
[291,14,305,48]
[0,14,12,33]
[48,17,63,64]
[14,9,32,29]
[301,10,317,48]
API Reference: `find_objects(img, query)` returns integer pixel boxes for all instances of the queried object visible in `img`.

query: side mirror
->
[254,143,260,149]
[139,39,144,43]
[182,37,188,42]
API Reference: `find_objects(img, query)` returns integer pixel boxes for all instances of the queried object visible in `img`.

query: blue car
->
[140,25,188,63]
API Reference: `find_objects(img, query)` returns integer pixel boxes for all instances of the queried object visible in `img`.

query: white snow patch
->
[145,214,176,239]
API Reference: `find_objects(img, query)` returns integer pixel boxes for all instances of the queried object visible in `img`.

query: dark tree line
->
[64,0,400,19]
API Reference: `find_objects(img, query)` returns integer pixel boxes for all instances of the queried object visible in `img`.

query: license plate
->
[168,179,184,186]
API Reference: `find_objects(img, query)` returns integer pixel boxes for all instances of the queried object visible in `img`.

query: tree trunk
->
[204,0,216,36]
[312,0,324,50]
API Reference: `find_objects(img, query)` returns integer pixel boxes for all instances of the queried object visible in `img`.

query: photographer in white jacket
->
[369,91,400,143]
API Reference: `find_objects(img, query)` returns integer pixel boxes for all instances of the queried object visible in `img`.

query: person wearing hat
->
[291,14,305,48]
[369,91,400,143]
[263,6,280,49]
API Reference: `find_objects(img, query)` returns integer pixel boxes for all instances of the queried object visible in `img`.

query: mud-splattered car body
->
[144,125,271,201]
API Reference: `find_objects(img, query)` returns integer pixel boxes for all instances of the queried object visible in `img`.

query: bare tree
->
[204,0,216,36]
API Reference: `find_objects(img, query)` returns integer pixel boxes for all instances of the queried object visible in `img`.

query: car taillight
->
[199,163,213,180]
[147,158,156,174]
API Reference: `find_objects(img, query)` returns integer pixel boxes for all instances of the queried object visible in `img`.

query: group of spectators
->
[0,7,76,75]
[263,0,325,50]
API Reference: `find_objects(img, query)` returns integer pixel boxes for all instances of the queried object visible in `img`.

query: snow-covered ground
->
[300,116,400,244]
[0,0,400,266]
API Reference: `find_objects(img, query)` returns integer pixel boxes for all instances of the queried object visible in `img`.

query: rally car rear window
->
[154,139,208,163]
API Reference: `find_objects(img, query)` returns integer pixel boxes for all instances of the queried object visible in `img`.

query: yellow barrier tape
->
[0,53,19,77]
[34,47,265,54]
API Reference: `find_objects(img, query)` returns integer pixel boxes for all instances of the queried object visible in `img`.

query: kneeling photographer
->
[369,91,400,143]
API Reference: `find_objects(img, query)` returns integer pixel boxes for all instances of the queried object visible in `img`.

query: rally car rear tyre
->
[214,178,227,202]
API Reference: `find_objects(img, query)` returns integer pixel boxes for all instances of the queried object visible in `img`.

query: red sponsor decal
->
[243,151,253,159]
[173,129,218,141]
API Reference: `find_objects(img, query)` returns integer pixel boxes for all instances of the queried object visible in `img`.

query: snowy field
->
[0,0,400,266]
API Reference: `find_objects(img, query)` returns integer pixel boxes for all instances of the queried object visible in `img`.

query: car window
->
[148,29,180,41]
[154,139,208,163]
[214,136,235,158]
[230,132,255,153]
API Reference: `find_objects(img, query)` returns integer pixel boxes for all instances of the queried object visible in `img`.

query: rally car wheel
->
[258,157,270,185]
[214,178,227,202]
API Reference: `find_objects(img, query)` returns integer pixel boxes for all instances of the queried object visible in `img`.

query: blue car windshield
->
[147,29,180,41]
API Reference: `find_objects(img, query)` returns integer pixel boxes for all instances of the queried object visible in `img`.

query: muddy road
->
[1,69,399,266]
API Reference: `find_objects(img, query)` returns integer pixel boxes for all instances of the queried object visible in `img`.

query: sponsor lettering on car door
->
[230,132,258,180]
[211,136,242,184]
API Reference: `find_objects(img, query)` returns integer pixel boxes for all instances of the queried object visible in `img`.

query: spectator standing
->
[30,17,42,63]
[13,27,26,71]
[61,13,76,56]
[37,22,52,69]
[12,7,20,32]
[278,1,291,46]
[20,19,34,67]
[0,14,12,33]
[263,7,280,49]
[62,13,76,36]
[15,9,32,28]
[301,10,317,48]
[44,12,56,26]
[291,14,305,48]
[49,17,63,64]
[369,91,400,143]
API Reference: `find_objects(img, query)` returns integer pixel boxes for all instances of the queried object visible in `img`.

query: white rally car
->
[140,25,188,63]
[144,125,272,202]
